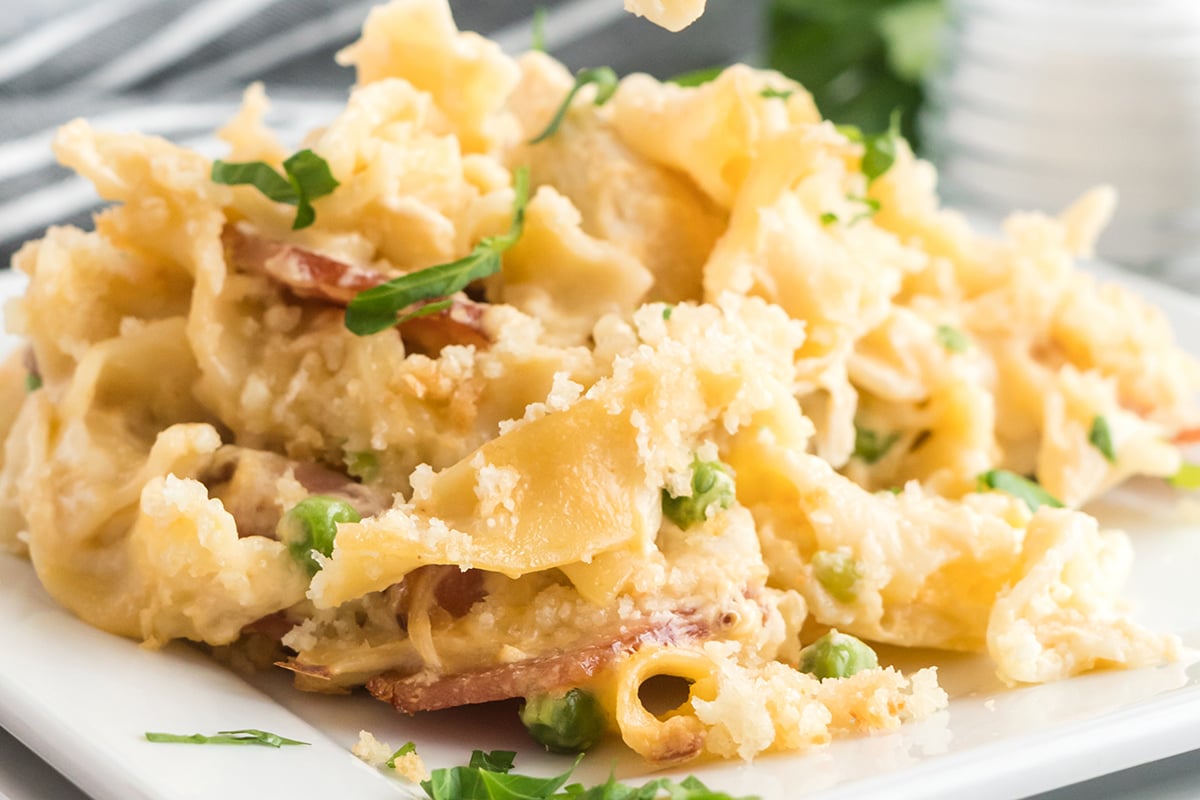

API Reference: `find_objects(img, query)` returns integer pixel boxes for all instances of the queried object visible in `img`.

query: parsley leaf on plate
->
[419,751,757,800]
[144,729,309,747]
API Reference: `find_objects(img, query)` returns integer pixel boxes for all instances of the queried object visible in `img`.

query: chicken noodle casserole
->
[1,0,1196,767]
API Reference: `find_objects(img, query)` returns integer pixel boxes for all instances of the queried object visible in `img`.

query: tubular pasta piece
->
[613,646,718,765]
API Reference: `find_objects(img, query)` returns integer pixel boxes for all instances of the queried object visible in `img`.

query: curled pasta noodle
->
[612,645,719,765]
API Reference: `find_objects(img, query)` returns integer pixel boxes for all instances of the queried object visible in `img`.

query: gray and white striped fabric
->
[0,0,762,267]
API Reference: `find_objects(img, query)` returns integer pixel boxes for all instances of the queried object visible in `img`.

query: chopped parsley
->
[344,167,530,335]
[1088,415,1116,463]
[837,109,904,184]
[853,425,899,464]
[760,87,795,100]
[662,304,674,320]
[821,195,881,226]
[386,741,417,769]
[211,149,339,230]
[669,66,725,87]
[25,372,42,392]
[530,67,619,144]
[420,750,756,800]
[977,469,1064,512]
[846,193,881,223]
[144,729,309,747]
[936,324,969,353]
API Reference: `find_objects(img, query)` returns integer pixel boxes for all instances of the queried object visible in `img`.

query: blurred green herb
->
[1170,463,1200,490]
[669,65,725,87]
[936,324,969,353]
[532,7,547,52]
[766,0,945,149]
[838,109,903,182]
[977,470,1064,512]
[531,67,618,143]
[1089,415,1116,463]
[853,425,899,464]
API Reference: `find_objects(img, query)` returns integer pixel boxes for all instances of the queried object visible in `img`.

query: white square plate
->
[3,263,1200,800]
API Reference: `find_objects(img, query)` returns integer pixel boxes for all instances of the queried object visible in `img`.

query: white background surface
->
[4,262,1200,800]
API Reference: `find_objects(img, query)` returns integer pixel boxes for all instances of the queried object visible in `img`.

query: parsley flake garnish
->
[386,741,418,769]
[25,372,42,392]
[145,729,309,747]
[344,167,530,335]
[669,66,725,87]
[760,87,795,100]
[977,470,1064,512]
[854,425,899,464]
[846,194,882,223]
[531,67,618,144]
[1088,415,1116,462]
[1170,463,1200,490]
[936,324,969,353]
[819,211,839,225]
[838,109,904,184]
[211,149,339,230]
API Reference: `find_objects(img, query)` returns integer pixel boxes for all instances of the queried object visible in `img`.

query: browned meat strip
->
[366,614,709,713]
[222,223,492,355]
[223,222,387,304]
[392,565,487,620]
[397,297,491,356]
[204,446,390,539]
[242,611,294,641]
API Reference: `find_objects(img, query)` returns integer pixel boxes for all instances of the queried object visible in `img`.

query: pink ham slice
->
[223,222,386,304]
[223,223,492,355]
[203,446,390,540]
[365,613,709,714]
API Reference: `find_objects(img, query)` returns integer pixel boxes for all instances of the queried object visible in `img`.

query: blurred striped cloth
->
[0,0,761,266]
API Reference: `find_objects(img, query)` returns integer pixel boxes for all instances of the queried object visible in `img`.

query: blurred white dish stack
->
[921,0,1200,288]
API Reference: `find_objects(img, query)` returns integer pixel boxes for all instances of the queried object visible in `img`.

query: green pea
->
[344,450,380,482]
[661,457,736,529]
[812,551,861,603]
[797,631,878,680]
[519,688,604,754]
[278,496,360,575]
